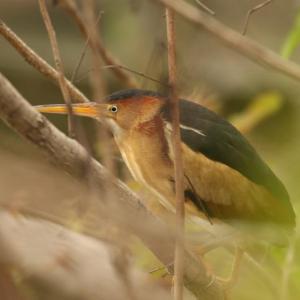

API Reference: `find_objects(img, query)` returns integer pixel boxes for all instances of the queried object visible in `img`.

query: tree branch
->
[0,211,171,300]
[0,72,223,300]
[152,0,300,83]
[165,8,185,300]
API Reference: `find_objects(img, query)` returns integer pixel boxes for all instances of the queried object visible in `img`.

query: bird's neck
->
[114,115,173,192]
[118,115,170,159]
[136,115,164,135]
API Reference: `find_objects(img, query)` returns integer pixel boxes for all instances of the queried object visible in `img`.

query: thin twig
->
[71,10,103,83]
[58,0,138,88]
[141,37,166,88]
[103,65,168,86]
[165,8,185,300]
[38,0,75,137]
[0,19,88,103]
[82,0,106,100]
[152,0,300,83]
[74,65,166,86]
[194,0,215,16]
[71,38,90,83]
[242,0,273,35]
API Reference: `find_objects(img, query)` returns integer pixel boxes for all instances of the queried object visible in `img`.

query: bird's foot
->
[215,247,244,299]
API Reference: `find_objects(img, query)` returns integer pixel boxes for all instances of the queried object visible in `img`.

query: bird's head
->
[35,89,165,135]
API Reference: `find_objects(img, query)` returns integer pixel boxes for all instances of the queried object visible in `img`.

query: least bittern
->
[36,89,295,285]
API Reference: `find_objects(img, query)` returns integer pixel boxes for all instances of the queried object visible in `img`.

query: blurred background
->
[1,0,300,299]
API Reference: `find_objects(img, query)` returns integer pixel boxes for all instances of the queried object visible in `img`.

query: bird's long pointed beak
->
[35,103,107,119]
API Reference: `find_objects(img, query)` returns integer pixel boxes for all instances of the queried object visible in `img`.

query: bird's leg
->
[217,247,244,290]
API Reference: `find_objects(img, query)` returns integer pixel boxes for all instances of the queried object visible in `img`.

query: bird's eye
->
[109,105,118,113]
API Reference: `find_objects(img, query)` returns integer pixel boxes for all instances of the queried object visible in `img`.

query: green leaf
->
[230,91,283,133]
[281,10,300,59]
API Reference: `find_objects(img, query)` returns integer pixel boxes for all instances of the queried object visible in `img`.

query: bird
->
[35,89,295,284]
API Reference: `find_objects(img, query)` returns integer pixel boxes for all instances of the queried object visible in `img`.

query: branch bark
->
[165,8,185,300]
[0,72,223,300]
[0,211,171,300]
[152,0,300,83]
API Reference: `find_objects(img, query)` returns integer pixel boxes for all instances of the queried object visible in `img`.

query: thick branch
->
[0,211,171,300]
[0,73,223,300]
[153,0,300,83]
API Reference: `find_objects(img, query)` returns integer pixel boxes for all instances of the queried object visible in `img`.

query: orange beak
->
[34,102,108,119]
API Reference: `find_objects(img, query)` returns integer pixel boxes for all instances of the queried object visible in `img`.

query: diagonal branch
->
[0,72,223,300]
[152,0,300,83]
[0,211,171,300]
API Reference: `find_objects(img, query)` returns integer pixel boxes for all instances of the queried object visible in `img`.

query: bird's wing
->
[162,99,295,227]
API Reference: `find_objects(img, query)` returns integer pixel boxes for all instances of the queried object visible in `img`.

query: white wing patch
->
[165,122,206,137]
[179,124,206,137]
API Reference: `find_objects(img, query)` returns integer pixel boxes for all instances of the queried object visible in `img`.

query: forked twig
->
[165,7,185,300]
[38,0,75,137]
[242,0,273,35]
